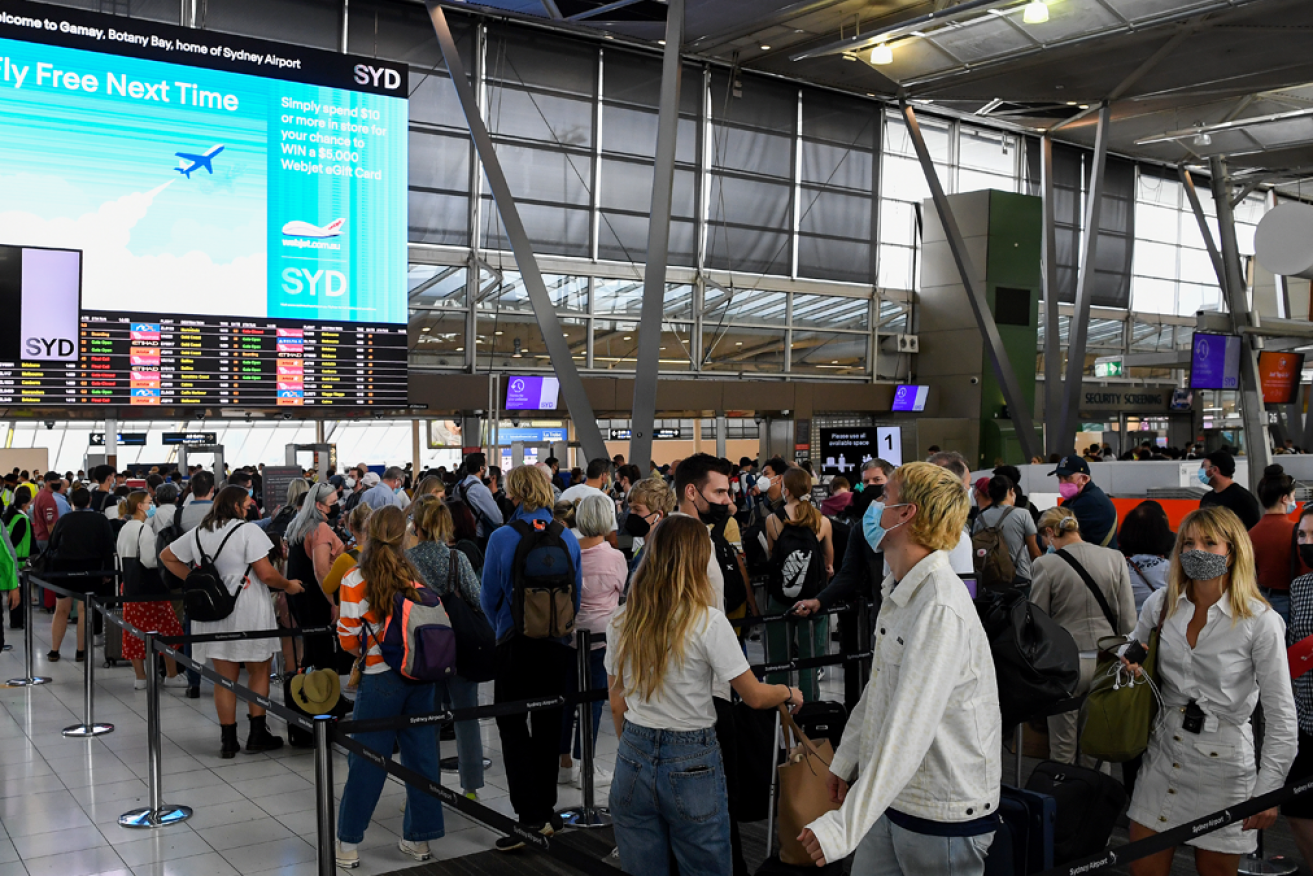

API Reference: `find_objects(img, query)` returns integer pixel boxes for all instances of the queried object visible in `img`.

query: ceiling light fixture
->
[1194,132,1212,147]
[759,44,771,50]
[870,43,893,65]
[420,326,431,332]
[1023,0,1049,24]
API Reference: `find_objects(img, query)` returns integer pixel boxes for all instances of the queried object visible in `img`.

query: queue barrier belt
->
[336,688,610,735]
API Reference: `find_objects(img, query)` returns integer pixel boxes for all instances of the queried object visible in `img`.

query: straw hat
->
[289,669,341,715]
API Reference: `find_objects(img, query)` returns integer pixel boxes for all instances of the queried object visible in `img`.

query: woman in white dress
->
[161,485,304,758]
[1123,505,1297,876]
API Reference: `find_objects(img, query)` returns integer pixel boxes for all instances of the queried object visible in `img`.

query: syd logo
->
[353,64,401,90]
[281,268,347,297]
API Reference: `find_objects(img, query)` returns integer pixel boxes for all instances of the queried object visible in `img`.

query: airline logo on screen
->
[19,248,81,362]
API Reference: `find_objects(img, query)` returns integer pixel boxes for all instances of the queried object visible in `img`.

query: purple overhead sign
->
[504,375,560,411]
[1189,332,1242,390]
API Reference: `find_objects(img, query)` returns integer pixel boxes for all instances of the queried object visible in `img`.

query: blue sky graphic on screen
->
[505,376,561,411]
[0,33,406,324]
[1190,332,1242,390]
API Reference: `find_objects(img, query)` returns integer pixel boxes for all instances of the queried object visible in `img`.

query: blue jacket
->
[1066,480,1119,550]
[480,505,583,641]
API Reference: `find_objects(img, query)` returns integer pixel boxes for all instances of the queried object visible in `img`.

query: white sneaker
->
[557,765,576,785]
[398,839,431,862]
[335,840,359,869]
[133,679,147,691]
[575,765,612,788]
[162,675,189,689]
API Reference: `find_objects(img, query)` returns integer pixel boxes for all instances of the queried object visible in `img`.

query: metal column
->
[1057,103,1111,456]
[425,1,608,464]
[1209,158,1272,481]
[1040,135,1062,457]
[628,0,685,473]
[900,100,1041,463]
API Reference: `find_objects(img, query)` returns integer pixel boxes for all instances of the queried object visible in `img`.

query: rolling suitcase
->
[1000,785,1056,874]
[1025,760,1125,865]
[103,567,124,668]
[793,701,847,748]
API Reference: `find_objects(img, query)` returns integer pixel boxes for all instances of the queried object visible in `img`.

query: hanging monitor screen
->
[504,375,560,411]
[1259,351,1305,404]
[890,385,929,412]
[0,1,408,406]
[1189,332,1242,391]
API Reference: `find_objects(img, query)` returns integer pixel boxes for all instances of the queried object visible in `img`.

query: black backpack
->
[181,524,248,623]
[437,553,497,682]
[710,518,748,614]
[446,481,483,541]
[155,516,185,591]
[767,510,828,604]
[503,518,576,644]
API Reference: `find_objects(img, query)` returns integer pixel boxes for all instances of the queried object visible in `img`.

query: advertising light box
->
[1259,351,1305,405]
[0,1,409,406]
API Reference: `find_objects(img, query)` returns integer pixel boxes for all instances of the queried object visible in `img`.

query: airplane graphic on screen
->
[174,145,225,178]
[281,218,346,239]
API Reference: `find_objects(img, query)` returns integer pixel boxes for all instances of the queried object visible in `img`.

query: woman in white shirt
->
[118,491,186,692]
[161,486,304,759]
[1124,505,1297,874]
[607,515,801,876]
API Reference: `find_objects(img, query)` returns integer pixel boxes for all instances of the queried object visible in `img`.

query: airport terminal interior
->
[8,0,1313,874]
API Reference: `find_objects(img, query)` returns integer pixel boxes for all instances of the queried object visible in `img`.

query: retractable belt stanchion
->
[120,631,192,829]
[313,715,336,876]
[6,571,50,686]
[63,593,114,738]
[558,628,611,828]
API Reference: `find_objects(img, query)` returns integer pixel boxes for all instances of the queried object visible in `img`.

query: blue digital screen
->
[0,6,407,325]
[1189,332,1242,390]
[891,384,929,412]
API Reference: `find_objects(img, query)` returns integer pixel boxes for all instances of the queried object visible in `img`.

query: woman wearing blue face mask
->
[118,491,187,691]
[1248,463,1306,628]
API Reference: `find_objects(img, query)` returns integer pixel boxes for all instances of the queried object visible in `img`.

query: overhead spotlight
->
[870,43,893,65]
[1194,132,1213,147]
[1023,0,1049,24]
[759,44,771,50]
[420,326,431,332]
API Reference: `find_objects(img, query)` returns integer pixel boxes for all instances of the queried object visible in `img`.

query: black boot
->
[220,723,240,759]
[246,714,284,753]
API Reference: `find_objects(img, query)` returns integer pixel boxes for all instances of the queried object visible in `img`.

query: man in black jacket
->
[46,487,116,661]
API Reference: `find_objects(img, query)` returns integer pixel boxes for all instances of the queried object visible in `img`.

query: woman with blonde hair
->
[403,476,447,549]
[336,505,445,868]
[406,495,486,800]
[623,476,676,569]
[608,515,802,875]
[1123,506,1296,876]
[764,467,834,702]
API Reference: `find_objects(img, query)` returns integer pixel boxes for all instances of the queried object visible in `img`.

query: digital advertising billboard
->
[1259,351,1305,405]
[0,0,408,406]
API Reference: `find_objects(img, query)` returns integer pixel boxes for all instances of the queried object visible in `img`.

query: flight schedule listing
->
[0,311,408,407]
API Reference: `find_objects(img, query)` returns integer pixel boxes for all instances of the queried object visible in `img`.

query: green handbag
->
[1080,610,1165,763]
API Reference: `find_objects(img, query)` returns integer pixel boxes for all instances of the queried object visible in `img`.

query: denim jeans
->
[560,646,607,759]
[610,722,731,876]
[1262,589,1291,629]
[853,814,994,876]
[338,669,445,845]
[765,597,828,702]
[436,673,484,792]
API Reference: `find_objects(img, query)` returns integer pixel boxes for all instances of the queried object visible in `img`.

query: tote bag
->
[1081,610,1164,763]
[776,706,841,866]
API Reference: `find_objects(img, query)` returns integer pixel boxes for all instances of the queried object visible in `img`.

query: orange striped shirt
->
[337,567,388,672]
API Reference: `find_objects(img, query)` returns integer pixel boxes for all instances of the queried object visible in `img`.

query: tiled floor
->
[0,609,844,876]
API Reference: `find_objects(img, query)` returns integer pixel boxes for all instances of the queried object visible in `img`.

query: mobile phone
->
[1122,641,1148,665]
[1183,701,1205,734]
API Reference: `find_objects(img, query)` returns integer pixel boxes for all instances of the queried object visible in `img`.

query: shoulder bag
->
[440,553,497,682]
[1080,604,1166,762]
[122,524,168,599]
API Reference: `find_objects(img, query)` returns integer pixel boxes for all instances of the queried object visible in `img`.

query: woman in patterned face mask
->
[1122,506,1297,876]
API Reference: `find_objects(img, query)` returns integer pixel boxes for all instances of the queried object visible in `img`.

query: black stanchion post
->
[6,571,50,686]
[120,631,192,829]
[63,594,113,738]
[314,715,336,876]
[558,629,611,828]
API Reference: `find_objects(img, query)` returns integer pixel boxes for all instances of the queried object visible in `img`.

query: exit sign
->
[1094,357,1124,378]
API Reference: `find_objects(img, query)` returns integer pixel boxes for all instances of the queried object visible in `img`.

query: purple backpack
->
[364,586,457,682]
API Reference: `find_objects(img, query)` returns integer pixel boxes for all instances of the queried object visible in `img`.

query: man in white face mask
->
[798,462,1001,874]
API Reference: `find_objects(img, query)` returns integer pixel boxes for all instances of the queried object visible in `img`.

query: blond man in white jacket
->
[799,462,1002,874]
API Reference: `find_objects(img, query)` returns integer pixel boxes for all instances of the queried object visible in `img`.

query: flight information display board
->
[0,0,409,407]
